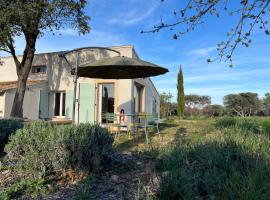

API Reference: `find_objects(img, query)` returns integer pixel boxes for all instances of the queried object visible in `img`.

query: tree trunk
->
[10,39,36,118]
[10,76,27,118]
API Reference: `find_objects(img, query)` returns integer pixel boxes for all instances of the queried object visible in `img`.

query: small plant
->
[74,176,93,200]
[134,179,154,200]
[0,178,48,200]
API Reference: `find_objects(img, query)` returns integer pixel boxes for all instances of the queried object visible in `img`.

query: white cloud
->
[84,30,126,46]
[187,46,216,57]
[108,5,158,26]
[185,67,270,84]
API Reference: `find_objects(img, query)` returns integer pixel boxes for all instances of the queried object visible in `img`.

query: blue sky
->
[1,0,270,104]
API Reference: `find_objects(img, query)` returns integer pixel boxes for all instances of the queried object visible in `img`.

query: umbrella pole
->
[72,52,79,125]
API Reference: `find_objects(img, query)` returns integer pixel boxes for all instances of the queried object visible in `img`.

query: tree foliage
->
[185,94,211,116]
[263,93,270,115]
[185,94,211,109]
[0,0,90,117]
[177,66,185,118]
[203,104,225,117]
[160,92,173,118]
[223,92,262,117]
[143,0,270,65]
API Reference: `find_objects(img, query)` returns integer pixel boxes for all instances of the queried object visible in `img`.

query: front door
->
[98,83,115,123]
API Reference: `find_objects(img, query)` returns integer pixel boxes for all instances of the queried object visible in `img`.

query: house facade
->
[0,45,160,124]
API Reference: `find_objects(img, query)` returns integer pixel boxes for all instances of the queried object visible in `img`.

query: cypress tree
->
[177,65,185,118]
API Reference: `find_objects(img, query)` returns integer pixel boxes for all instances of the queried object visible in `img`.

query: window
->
[99,83,115,123]
[32,65,47,74]
[62,93,66,116]
[133,84,144,113]
[54,92,66,116]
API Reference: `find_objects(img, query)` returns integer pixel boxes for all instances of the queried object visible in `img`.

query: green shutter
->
[79,83,95,124]
[39,90,49,119]
[65,90,73,119]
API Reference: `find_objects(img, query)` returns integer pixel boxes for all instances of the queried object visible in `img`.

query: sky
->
[1,0,270,104]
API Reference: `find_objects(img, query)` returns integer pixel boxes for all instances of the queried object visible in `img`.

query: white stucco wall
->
[117,79,133,123]
[0,57,21,82]
[3,83,48,120]
[133,78,160,117]
[0,45,161,121]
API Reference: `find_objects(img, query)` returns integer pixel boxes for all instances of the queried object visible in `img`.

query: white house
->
[0,45,160,124]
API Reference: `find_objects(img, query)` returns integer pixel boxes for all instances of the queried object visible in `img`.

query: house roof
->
[0,80,47,93]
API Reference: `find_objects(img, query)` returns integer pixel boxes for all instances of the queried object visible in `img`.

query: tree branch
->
[0,48,11,54]
[6,36,21,72]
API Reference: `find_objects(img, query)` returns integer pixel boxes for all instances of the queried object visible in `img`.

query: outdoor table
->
[115,112,150,144]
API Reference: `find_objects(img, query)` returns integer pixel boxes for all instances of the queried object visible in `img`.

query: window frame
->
[31,65,47,74]
[53,91,66,117]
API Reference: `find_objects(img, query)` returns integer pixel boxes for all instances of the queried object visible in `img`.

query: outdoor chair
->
[146,113,160,135]
[127,114,137,137]
[103,112,128,137]
[135,112,149,144]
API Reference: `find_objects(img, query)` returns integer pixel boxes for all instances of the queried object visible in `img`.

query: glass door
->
[98,83,115,123]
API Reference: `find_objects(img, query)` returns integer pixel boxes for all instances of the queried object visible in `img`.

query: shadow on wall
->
[49,48,119,91]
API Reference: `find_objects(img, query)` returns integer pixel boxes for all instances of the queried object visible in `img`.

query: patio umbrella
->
[59,47,168,125]
[77,56,168,79]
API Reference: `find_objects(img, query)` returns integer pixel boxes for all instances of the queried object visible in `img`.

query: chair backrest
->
[138,112,147,119]
[105,113,118,124]
[147,113,159,124]
[152,113,159,121]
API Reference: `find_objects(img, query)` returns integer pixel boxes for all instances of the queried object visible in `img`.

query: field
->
[1,117,270,199]
[113,117,270,199]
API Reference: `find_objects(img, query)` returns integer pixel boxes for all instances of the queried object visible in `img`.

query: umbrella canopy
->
[77,56,168,79]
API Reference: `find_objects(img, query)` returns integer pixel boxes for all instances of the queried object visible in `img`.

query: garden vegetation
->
[156,117,270,199]
[1,121,113,199]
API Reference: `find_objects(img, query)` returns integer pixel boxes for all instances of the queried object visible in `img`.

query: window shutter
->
[65,90,73,119]
[39,90,49,119]
[79,83,95,123]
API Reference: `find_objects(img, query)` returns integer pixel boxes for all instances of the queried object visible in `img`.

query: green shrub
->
[74,176,93,200]
[5,121,114,178]
[214,116,237,128]
[239,119,261,133]
[0,119,22,154]
[0,178,48,200]
[157,132,270,199]
[214,117,270,134]
[261,119,270,134]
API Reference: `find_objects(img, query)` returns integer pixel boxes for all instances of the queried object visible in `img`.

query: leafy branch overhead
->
[142,0,270,66]
[0,0,90,118]
[0,0,90,62]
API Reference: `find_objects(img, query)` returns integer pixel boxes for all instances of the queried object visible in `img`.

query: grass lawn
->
[114,117,270,199]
